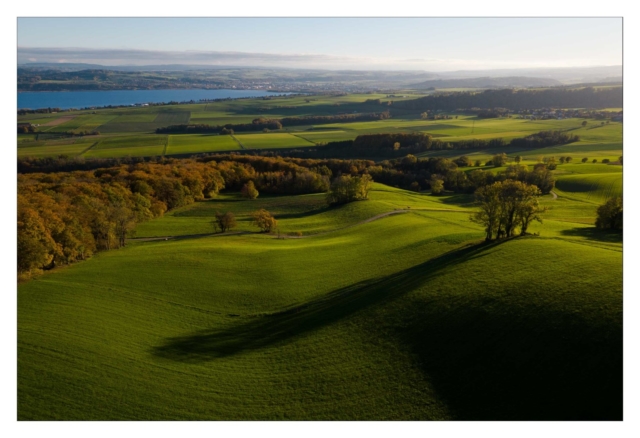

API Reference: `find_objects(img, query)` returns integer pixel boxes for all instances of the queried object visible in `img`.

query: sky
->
[17,18,622,71]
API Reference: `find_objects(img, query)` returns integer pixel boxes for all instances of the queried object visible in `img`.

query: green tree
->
[582,157,589,163]
[582,120,588,127]
[430,176,445,195]
[492,153,508,167]
[471,182,503,241]
[595,197,622,230]
[326,174,373,205]
[241,180,259,199]
[515,155,522,164]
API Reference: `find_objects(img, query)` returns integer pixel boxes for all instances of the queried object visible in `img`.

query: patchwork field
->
[166,134,241,155]
[17,93,622,159]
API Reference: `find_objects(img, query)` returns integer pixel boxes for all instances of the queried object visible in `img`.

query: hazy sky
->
[17,18,622,70]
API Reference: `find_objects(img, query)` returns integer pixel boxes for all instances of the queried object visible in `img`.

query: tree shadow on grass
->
[151,240,503,363]
[560,226,622,243]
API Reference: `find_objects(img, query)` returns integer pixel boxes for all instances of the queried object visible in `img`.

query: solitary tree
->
[582,157,589,163]
[565,156,573,163]
[241,180,259,199]
[515,155,522,164]
[252,209,277,233]
[213,211,237,233]
[592,159,598,163]
[595,197,622,230]
[582,120,588,127]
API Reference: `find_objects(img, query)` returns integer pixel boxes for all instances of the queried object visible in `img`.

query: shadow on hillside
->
[437,194,476,208]
[560,227,622,243]
[393,292,622,420]
[151,240,503,363]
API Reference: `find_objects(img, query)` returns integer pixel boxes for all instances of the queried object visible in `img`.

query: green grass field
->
[19,180,622,420]
[166,134,241,155]
[235,132,316,149]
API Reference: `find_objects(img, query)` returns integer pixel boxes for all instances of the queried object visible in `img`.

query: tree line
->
[392,87,622,111]
[155,111,392,135]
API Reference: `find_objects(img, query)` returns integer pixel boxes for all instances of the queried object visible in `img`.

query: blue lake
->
[18,89,296,110]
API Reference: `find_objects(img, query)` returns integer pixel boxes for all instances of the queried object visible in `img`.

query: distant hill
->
[410,76,562,89]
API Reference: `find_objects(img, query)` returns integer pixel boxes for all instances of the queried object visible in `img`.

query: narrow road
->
[128,209,411,242]
[278,209,409,239]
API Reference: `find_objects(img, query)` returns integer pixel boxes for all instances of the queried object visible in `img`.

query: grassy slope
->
[18,184,622,420]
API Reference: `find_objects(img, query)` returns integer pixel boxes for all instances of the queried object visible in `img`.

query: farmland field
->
[166,134,241,155]
[16,90,624,421]
[235,132,316,149]
[17,93,622,158]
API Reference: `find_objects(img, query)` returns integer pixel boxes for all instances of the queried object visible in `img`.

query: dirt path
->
[551,191,558,200]
[278,209,409,239]
[129,210,411,242]
[42,115,77,126]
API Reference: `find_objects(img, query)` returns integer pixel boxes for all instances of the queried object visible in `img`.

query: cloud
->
[17,47,618,71]
[18,47,375,69]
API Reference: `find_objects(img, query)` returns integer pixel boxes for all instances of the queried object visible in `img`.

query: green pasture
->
[82,135,167,158]
[166,134,240,155]
[19,182,622,420]
[235,132,316,149]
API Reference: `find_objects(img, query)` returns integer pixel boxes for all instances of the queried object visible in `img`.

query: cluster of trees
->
[474,108,510,118]
[18,124,37,134]
[471,180,547,240]
[394,87,622,111]
[366,157,556,195]
[156,118,283,135]
[351,133,433,153]
[326,174,374,205]
[313,130,579,159]
[156,112,392,135]
[596,197,623,230]
[18,107,62,115]
[18,160,233,278]
[509,130,580,149]
[279,111,390,126]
